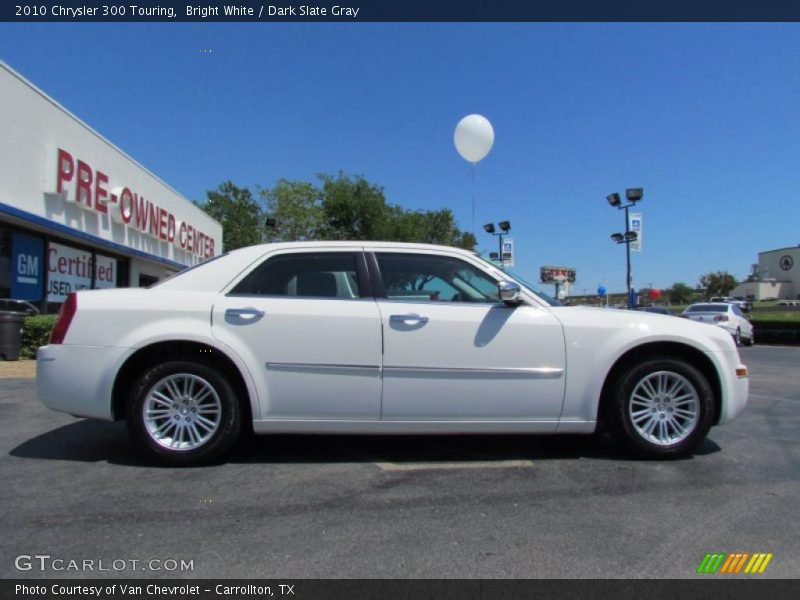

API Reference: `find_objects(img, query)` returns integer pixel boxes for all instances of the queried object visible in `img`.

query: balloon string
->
[471,163,476,235]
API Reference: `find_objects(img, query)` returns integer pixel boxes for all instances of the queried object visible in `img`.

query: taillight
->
[50,292,77,344]
[714,315,729,322]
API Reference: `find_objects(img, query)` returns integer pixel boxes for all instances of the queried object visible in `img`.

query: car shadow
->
[9,418,721,467]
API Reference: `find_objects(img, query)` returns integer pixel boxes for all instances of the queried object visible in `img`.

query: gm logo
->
[17,253,39,284]
[697,552,773,574]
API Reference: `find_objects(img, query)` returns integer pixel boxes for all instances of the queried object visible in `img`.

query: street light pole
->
[607,188,643,309]
[624,203,632,306]
[498,231,504,263]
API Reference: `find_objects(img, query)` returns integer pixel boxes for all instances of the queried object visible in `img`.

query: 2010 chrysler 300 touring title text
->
[37,242,749,465]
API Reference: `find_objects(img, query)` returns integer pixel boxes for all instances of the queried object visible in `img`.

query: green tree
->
[208,172,475,252]
[319,172,389,240]
[260,179,325,242]
[197,181,264,251]
[699,271,738,299]
[383,206,476,249]
[667,282,694,305]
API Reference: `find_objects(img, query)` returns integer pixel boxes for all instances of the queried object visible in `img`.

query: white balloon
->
[454,114,495,163]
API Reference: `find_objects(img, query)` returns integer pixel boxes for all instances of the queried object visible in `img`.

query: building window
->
[45,240,129,313]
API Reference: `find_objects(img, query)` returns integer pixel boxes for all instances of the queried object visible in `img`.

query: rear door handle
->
[225,307,265,318]
[390,313,429,325]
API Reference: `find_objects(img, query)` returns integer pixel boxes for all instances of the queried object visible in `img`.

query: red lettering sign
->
[56,149,74,196]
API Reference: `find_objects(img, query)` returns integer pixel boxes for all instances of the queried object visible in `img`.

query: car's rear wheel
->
[127,361,241,465]
[606,358,715,458]
[734,328,742,346]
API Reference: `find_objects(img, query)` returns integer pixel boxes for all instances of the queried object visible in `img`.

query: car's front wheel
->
[606,358,715,458]
[127,361,241,465]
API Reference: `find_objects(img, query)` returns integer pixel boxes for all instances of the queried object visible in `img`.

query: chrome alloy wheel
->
[142,374,222,451]
[628,371,700,446]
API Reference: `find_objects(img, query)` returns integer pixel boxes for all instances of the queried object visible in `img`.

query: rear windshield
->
[686,304,728,313]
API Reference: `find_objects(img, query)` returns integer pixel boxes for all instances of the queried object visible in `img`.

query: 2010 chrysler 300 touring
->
[37,242,749,465]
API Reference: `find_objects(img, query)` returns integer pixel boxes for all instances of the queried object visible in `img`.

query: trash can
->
[0,311,25,361]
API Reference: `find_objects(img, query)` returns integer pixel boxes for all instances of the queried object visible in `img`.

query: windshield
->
[686,304,728,313]
[474,254,560,306]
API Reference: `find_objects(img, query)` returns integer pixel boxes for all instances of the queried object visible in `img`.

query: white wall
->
[759,247,800,294]
[0,61,222,267]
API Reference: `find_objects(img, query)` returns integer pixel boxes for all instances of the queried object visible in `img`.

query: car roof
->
[158,241,481,292]
[226,240,477,255]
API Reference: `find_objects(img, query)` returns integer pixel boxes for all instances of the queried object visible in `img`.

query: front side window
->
[230,252,361,299]
[375,253,500,303]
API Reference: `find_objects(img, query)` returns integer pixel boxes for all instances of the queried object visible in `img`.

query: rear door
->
[212,248,382,420]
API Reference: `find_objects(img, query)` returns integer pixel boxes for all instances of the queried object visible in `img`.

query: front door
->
[372,251,566,424]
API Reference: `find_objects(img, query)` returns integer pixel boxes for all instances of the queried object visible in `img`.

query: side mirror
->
[499,280,522,306]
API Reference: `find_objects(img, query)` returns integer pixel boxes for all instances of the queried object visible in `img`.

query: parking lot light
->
[625,188,644,202]
[606,187,644,308]
[485,221,511,266]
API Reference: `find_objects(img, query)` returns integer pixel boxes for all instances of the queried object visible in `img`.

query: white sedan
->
[681,303,754,346]
[37,242,749,465]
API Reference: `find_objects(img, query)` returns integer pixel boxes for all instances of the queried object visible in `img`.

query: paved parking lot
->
[1,346,798,579]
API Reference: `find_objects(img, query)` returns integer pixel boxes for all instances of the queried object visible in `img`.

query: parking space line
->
[361,456,535,471]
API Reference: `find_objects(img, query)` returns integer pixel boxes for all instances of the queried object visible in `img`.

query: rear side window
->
[230,252,361,299]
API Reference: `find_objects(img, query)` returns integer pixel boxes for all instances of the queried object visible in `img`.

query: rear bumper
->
[37,344,128,420]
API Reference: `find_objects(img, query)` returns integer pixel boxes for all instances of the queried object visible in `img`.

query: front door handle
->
[390,313,429,325]
[225,307,265,319]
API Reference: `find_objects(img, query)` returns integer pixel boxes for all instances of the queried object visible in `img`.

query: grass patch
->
[750,311,800,323]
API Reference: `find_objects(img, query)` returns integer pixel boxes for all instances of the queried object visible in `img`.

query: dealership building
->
[731,246,800,300]
[0,61,222,313]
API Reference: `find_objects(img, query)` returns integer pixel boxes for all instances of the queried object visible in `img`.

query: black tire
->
[127,360,241,466]
[604,358,715,459]
[734,328,741,346]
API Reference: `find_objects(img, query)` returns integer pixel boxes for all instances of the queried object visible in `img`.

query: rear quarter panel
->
[60,288,262,420]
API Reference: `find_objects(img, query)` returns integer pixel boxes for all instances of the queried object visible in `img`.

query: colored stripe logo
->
[697,552,773,574]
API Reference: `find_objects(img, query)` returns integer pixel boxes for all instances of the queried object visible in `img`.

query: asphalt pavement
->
[1,346,798,579]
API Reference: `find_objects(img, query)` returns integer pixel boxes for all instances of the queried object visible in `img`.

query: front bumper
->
[715,356,749,425]
[37,344,128,420]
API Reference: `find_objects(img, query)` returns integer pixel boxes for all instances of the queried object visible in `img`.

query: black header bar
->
[4,1,800,22]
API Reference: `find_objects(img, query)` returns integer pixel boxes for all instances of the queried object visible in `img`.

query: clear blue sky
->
[2,23,799,294]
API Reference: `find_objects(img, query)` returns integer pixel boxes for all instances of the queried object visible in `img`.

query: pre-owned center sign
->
[51,147,216,259]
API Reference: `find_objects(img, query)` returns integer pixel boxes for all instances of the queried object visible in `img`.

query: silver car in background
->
[681,303,754,346]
